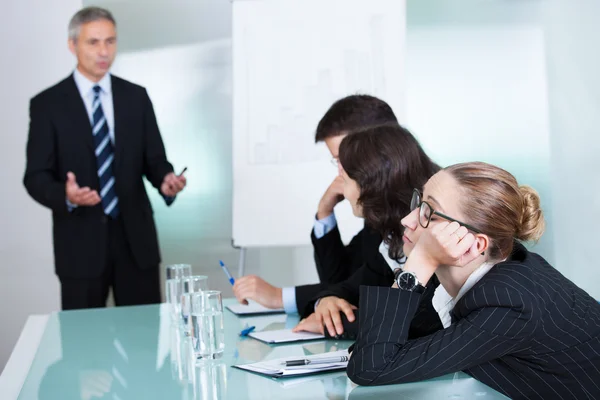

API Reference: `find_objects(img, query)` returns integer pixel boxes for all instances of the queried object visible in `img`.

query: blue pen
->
[219,260,235,286]
[239,326,255,337]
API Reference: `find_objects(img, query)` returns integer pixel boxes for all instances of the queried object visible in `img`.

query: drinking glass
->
[181,275,208,328]
[190,291,225,360]
[193,360,227,400]
[165,264,192,320]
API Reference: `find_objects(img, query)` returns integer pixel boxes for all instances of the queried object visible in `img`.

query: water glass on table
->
[194,360,227,400]
[190,290,225,360]
[181,275,209,328]
[165,264,192,320]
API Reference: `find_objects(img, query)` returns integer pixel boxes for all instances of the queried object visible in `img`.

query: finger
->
[442,221,461,236]
[172,180,185,192]
[66,172,76,183]
[323,311,337,337]
[165,173,178,184]
[233,285,255,301]
[291,321,303,333]
[455,233,477,262]
[339,302,356,322]
[234,275,253,285]
[70,188,91,203]
[79,191,100,205]
[75,187,92,195]
[431,220,450,235]
[163,187,176,197]
[232,285,251,303]
[467,238,482,256]
[453,226,469,242]
[330,308,344,335]
[80,194,100,206]
[90,191,101,204]
[314,310,324,328]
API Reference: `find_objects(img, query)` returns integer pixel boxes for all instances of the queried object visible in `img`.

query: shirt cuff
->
[282,287,299,314]
[163,195,176,206]
[66,198,78,212]
[313,213,338,239]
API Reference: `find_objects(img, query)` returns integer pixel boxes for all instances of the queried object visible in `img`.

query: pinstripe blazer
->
[347,242,600,399]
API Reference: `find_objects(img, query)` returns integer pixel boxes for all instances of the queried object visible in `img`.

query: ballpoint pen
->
[239,325,256,336]
[283,355,349,367]
[219,260,235,285]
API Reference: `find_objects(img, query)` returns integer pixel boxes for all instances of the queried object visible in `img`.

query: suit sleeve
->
[313,253,395,309]
[142,89,173,195]
[347,284,536,386]
[23,97,69,214]
[312,226,365,285]
[324,276,443,341]
[294,282,328,318]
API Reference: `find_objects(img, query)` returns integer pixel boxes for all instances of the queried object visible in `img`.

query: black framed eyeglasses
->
[410,189,482,233]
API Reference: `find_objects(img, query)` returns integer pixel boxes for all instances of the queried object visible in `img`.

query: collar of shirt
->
[73,68,112,98]
[432,260,500,328]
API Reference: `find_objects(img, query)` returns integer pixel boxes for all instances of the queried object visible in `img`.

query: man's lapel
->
[111,75,126,172]
[61,74,94,153]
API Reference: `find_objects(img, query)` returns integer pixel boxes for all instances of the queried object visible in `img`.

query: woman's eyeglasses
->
[410,189,482,233]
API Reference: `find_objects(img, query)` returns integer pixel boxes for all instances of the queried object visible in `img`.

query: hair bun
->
[517,185,545,242]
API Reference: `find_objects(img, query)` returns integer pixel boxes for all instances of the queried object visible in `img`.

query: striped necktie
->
[92,85,119,218]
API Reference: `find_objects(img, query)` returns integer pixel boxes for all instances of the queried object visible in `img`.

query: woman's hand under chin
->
[413,221,482,267]
[404,221,482,285]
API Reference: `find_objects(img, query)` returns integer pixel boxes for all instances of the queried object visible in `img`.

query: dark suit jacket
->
[312,225,381,284]
[293,225,383,317]
[24,74,174,279]
[347,242,600,400]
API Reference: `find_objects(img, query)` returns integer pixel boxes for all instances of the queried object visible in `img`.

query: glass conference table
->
[14,299,508,400]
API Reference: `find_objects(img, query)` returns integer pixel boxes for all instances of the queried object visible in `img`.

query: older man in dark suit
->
[23,7,186,310]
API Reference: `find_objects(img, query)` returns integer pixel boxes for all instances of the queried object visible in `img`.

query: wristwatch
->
[394,269,426,293]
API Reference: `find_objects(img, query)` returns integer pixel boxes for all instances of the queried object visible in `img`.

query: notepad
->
[248,329,325,344]
[226,302,285,316]
[275,371,347,387]
[232,350,349,378]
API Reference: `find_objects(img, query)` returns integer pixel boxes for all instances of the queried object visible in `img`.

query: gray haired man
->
[23,7,186,310]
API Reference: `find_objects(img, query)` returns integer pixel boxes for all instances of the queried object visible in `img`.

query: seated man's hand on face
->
[314,296,357,337]
[292,313,324,335]
[232,275,283,309]
[317,176,345,219]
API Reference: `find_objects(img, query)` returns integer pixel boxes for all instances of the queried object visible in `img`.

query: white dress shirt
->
[72,69,115,143]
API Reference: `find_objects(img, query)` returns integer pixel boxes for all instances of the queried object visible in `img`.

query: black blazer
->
[293,225,383,317]
[23,74,174,279]
[312,224,381,284]
[347,242,600,400]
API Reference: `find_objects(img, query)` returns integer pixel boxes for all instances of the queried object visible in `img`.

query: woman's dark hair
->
[339,123,440,259]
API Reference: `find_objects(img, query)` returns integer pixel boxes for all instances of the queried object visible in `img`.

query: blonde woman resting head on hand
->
[346,162,600,400]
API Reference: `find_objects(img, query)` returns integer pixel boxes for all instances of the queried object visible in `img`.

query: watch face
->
[398,272,417,290]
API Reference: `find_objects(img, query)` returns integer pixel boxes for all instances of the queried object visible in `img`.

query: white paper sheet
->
[234,350,349,377]
[226,302,285,315]
[248,329,325,344]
